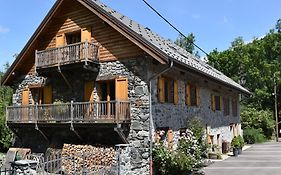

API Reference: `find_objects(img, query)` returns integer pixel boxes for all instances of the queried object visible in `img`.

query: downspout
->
[148,58,173,175]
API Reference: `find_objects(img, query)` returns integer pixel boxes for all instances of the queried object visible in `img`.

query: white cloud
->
[0,26,9,34]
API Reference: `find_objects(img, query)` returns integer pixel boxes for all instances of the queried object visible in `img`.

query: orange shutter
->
[167,129,173,150]
[84,81,94,102]
[186,84,191,106]
[43,85,52,104]
[211,95,216,111]
[56,34,65,47]
[196,87,200,106]
[158,77,165,103]
[81,27,92,42]
[174,80,178,105]
[22,89,30,106]
[115,78,128,101]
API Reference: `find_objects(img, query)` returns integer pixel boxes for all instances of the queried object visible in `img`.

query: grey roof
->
[90,0,249,94]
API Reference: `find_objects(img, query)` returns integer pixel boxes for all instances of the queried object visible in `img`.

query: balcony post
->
[35,50,38,74]
[116,100,120,123]
[70,100,74,130]
[85,40,89,65]
[35,103,39,130]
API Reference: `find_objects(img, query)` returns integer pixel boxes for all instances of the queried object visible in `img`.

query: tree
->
[208,25,281,111]
[275,18,281,33]
[0,64,13,152]
[175,33,195,54]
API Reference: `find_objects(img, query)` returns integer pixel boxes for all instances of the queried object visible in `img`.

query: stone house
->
[1,0,249,174]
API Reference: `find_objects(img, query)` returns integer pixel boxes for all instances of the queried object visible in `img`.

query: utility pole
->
[274,73,279,142]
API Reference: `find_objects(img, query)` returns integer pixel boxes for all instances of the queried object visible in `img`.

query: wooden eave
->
[1,0,168,86]
[1,0,64,86]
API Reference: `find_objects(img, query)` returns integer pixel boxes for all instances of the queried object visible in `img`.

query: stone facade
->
[150,63,241,145]
[11,57,242,174]
[12,57,150,174]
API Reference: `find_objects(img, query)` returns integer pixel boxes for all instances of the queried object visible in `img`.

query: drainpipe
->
[148,58,173,175]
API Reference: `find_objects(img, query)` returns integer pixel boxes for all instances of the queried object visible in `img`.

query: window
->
[66,31,81,45]
[158,76,178,104]
[212,95,222,111]
[97,78,128,116]
[232,99,238,116]
[186,83,200,106]
[223,97,230,116]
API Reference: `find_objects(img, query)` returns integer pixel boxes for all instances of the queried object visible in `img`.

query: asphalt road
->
[204,141,281,175]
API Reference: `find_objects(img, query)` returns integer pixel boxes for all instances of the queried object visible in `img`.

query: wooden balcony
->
[35,41,99,70]
[6,101,130,124]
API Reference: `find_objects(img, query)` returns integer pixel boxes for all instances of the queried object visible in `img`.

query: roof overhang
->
[1,0,168,86]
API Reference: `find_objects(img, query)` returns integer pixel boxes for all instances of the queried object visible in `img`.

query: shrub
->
[231,136,240,149]
[241,106,274,139]
[237,135,245,147]
[243,128,266,144]
[153,117,207,175]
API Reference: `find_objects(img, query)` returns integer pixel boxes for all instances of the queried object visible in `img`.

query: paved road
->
[204,142,281,175]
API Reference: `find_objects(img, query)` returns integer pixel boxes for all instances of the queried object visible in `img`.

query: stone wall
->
[11,57,242,174]
[149,63,241,143]
[11,57,151,175]
[98,58,150,175]
[13,75,46,105]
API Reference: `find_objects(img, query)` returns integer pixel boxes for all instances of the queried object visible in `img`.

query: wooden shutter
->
[43,85,52,104]
[115,78,128,101]
[158,77,165,103]
[84,81,94,102]
[81,27,92,42]
[196,87,200,106]
[167,129,173,150]
[174,80,178,105]
[22,89,30,106]
[211,95,216,111]
[186,83,191,106]
[56,34,65,47]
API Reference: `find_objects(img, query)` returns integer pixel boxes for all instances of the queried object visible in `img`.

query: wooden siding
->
[40,0,144,61]
[16,0,144,76]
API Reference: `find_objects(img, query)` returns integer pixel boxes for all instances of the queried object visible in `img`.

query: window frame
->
[158,76,178,104]
[186,83,200,107]
[212,94,222,111]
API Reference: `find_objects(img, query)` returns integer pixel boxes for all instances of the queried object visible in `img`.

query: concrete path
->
[204,141,281,175]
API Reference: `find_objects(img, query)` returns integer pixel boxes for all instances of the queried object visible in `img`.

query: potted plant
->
[231,136,239,157]
[208,144,222,159]
[237,135,245,154]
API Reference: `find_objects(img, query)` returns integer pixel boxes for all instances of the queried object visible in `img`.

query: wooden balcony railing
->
[35,41,99,69]
[6,101,130,124]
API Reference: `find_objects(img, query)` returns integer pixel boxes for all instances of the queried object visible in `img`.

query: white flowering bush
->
[153,117,207,175]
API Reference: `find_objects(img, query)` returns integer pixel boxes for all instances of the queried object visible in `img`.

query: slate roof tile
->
[90,0,249,94]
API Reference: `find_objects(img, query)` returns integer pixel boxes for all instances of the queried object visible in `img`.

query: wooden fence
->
[6,101,130,124]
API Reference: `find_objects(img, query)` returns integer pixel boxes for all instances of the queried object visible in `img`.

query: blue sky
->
[0,0,280,71]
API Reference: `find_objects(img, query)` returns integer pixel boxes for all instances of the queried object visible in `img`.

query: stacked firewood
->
[61,144,117,174]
